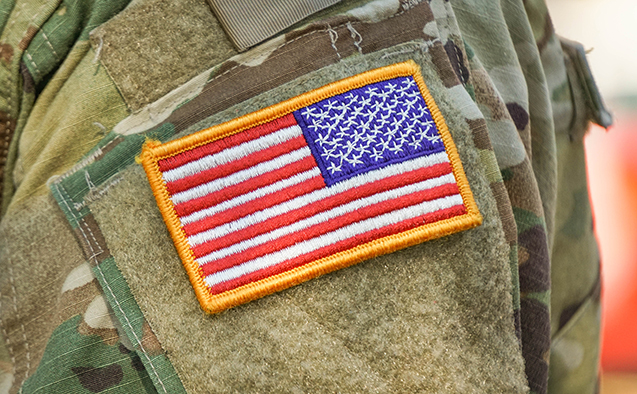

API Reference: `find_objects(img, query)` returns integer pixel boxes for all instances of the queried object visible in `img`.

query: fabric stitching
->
[52,182,169,394]
[345,22,363,55]
[122,6,415,106]
[73,176,123,211]
[23,51,41,78]
[0,285,17,389]
[40,31,60,61]
[7,267,31,381]
[5,2,23,34]
[326,24,341,60]
[92,35,103,64]
[59,137,123,181]
[1,119,12,174]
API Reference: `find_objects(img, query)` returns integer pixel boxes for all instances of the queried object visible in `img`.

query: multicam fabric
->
[0,0,607,393]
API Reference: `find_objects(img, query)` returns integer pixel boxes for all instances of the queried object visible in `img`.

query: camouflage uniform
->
[0,0,609,393]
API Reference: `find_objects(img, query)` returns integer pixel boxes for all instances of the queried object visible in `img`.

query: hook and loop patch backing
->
[141,60,482,314]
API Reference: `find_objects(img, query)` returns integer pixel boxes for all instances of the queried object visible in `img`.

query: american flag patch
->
[141,61,481,314]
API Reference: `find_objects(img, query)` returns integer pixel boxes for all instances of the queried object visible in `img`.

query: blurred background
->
[547,0,637,392]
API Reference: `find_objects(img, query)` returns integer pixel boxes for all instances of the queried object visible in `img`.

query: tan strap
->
[207,0,341,51]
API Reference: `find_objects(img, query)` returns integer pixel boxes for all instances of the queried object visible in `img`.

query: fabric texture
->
[0,0,608,393]
[87,48,525,392]
[207,0,342,51]
[88,0,236,111]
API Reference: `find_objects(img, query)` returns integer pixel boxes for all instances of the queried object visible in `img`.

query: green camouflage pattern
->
[0,0,130,215]
[0,0,607,393]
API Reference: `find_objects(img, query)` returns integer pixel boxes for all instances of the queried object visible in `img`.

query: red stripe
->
[199,184,461,277]
[158,113,297,172]
[182,176,326,236]
[174,155,316,217]
[207,204,467,295]
[191,162,453,256]
[166,136,307,195]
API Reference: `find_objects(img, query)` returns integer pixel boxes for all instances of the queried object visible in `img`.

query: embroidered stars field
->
[141,61,482,313]
[295,76,444,185]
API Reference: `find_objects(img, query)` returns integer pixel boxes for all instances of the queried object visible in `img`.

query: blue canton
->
[294,76,445,186]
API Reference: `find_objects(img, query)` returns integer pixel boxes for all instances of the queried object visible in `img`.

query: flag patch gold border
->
[140,60,482,314]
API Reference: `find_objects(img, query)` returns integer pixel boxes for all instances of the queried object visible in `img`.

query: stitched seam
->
[23,51,41,78]
[346,22,363,55]
[326,24,341,59]
[59,137,122,181]
[202,7,415,96]
[53,182,168,393]
[40,31,60,61]
[4,3,24,39]
[0,285,17,389]
[74,175,123,211]
[1,119,11,176]
[7,267,30,382]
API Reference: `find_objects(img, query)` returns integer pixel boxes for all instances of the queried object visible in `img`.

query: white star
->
[348,152,364,167]
[325,136,343,146]
[409,136,423,149]
[385,82,397,92]
[324,100,339,112]
[333,102,349,113]
[376,112,391,127]
[345,92,358,103]
[371,147,384,162]
[364,108,378,120]
[362,132,377,144]
[382,100,397,111]
[326,161,342,174]
[390,117,403,129]
[336,126,350,138]
[419,118,435,132]
[405,90,421,98]
[359,96,372,107]
[403,121,416,134]
[301,107,318,118]
[388,141,404,154]
[321,146,337,160]
[354,140,372,154]
[365,86,379,97]
[376,89,391,101]
[397,108,410,119]
[315,133,331,146]
[424,133,442,143]
[350,105,365,118]
[416,105,430,118]
[359,121,372,134]
[402,78,416,89]
[404,97,419,111]
[376,137,391,150]
[344,139,357,153]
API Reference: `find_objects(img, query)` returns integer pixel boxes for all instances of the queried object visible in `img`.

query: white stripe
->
[163,124,303,182]
[188,151,450,246]
[180,168,322,225]
[204,194,464,287]
[195,173,457,262]
[170,147,311,204]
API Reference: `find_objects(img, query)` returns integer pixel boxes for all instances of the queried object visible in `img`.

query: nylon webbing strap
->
[207,0,342,51]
